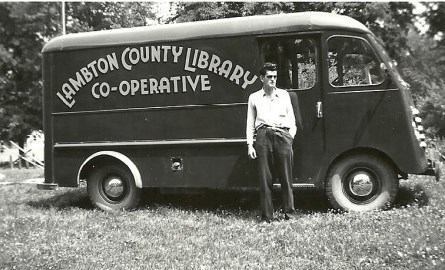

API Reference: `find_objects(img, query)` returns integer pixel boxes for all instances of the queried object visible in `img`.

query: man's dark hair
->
[260,62,277,76]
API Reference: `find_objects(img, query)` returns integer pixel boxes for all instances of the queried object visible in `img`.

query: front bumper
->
[420,158,441,182]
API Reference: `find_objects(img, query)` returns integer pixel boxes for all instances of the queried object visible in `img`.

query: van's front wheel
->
[325,154,398,212]
[87,164,142,211]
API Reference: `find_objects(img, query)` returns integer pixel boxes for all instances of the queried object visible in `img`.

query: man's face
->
[261,70,277,88]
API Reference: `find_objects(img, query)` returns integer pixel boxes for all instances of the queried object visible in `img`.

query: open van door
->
[258,34,325,186]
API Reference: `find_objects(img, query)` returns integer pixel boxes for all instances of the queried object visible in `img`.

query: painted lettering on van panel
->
[56,45,258,109]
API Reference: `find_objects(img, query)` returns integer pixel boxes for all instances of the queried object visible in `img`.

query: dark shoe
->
[284,212,299,220]
[260,216,275,223]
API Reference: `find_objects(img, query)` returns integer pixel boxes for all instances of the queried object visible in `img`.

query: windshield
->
[368,34,414,107]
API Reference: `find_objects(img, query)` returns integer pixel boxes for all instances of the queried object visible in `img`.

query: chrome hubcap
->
[349,172,373,197]
[103,176,125,198]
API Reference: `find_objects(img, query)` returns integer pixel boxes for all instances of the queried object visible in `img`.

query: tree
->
[0,2,60,148]
[171,2,414,61]
[423,2,445,45]
[65,2,156,33]
[404,2,445,138]
[0,2,157,150]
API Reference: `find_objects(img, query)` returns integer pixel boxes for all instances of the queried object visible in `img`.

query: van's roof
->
[43,12,371,53]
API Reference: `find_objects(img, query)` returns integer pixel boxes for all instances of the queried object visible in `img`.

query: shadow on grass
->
[28,188,93,210]
[142,189,330,214]
[393,183,429,208]
[28,187,329,213]
[26,183,428,213]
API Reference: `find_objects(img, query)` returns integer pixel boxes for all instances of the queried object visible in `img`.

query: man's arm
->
[246,95,257,159]
[286,92,297,138]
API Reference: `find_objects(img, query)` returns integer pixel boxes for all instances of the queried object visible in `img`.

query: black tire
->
[87,164,142,211]
[325,154,398,212]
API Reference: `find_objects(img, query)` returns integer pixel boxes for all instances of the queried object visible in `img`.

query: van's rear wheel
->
[325,154,398,212]
[87,164,142,211]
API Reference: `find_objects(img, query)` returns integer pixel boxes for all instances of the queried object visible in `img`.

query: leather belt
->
[257,124,290,132]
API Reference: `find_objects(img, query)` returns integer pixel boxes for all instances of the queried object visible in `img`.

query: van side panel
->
[53,144,257,188]
[324,88,428,175]
[47,35,263,188]
[52,106,246,142]
[51,37,259,113]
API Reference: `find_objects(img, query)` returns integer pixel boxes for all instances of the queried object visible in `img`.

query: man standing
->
[246,62,297,223]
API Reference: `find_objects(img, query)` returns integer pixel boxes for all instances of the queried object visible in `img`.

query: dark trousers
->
[255,127,295,220]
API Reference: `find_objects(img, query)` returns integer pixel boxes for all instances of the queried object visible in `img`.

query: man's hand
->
[248,144,257,159]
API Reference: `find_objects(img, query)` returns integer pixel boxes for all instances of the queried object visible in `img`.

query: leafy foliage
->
[174,2,414,60]
[65,2,156,33]
[0,2,60,146]
[0,2,156,147]
[423,2,445,45]
[401,3,445,138]
[402,29,445,137]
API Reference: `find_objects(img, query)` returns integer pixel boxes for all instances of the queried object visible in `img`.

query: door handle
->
[316,101,323,118]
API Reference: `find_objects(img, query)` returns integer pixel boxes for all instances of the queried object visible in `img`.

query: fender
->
[77,151,143,188]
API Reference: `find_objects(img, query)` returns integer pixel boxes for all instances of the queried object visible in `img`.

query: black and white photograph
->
[0,1,444,269]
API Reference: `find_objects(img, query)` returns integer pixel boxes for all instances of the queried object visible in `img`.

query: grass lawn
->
[0,167,444,269]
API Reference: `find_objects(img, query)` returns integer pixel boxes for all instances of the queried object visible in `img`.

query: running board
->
[273,183,316,189]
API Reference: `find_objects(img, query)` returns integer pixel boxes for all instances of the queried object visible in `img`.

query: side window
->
[328,36,385,87]
[260,37,317,90]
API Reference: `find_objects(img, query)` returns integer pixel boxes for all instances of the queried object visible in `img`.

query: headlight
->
[411,106,426,148]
